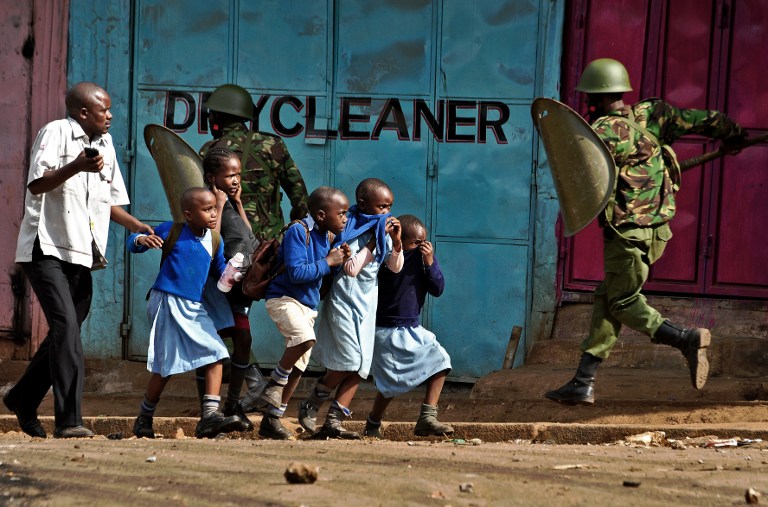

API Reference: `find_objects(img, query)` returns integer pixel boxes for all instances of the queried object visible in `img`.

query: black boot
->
[545,353,602,405]
[133,415,155,439]
[414,404,454,437]
[299,380,333,434]
[654,320,711,390]
[223,401,254,432]
[312,404,361,440]
[195,411,241,439]
[258,415,295,440]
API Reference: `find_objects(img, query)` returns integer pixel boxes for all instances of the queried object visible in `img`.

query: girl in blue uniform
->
[301,178,403,439]
[365,214,453,438]
[128,187,240,439]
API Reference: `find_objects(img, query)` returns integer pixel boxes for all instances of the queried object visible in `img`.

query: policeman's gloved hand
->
[721,121,747,154]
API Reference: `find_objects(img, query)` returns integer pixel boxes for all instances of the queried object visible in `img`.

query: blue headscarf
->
[335,204,391,263]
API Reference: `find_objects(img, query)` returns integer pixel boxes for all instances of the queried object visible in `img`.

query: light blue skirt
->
[146,289,230,377]
[201,276,236,331]
[371,326,452,398]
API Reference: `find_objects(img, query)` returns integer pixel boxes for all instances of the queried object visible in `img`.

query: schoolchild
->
[301,178,403,440]
[364,214,453,438]
[257,187,351,439]
[129,187,241,439]
[196,148,262,432]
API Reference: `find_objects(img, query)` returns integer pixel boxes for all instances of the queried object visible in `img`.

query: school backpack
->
[241,220,332,300]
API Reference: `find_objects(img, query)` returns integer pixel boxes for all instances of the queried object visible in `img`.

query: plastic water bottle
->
[217,252,244,292]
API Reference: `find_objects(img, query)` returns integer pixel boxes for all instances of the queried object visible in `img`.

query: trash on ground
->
[618,432,763,450]
[553,464,596,470]
[745,487,761,504]
[623,480,641,488]
[284,461,319,484]
[706,437,763,448]
[145,456,156,463]
[459,482,474,493]
[623,431,667,447]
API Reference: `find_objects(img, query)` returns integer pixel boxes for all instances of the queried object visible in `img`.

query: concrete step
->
[2,415,768,444]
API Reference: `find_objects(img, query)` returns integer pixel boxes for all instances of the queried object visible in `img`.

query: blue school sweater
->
[266,219,332,310]
[127,221,227,302]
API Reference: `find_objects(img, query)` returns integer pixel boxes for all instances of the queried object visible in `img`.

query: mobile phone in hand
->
[85,147,99,158]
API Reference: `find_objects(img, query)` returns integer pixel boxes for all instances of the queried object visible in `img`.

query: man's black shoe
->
[3,394,46,438]
[53,425,94,438]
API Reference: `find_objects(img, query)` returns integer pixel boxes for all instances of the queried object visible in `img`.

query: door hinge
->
[703,234,714,259]
[120,320,131,339]
[428,163,437,178]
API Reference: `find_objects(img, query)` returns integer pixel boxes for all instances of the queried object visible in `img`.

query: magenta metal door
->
[561,0,768,299]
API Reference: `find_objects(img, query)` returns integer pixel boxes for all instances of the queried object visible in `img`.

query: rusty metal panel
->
[335,0,433,96]
[441,0,539,99]
[432,241,529,378]
[1,0,69,359]
[69,0,134,359]
[0,0,33,346]
[435,106,532,240]
[136,0,230,87]
[237,1,329,93]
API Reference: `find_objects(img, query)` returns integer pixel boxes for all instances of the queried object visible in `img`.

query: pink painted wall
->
[0,0,68,359]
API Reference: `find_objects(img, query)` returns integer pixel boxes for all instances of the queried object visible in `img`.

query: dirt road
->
[1,431,766,506]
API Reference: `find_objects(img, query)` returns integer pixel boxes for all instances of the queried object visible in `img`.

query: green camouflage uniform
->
[581,99,742,359]
[200,123,309,240]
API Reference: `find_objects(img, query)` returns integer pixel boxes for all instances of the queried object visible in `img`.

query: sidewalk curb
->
[3,416,766,444]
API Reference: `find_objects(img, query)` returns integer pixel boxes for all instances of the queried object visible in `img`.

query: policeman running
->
[545,58,747,405]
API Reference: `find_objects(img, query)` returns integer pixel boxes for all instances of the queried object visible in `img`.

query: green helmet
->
[575,58,632,94]
[204,84,254,120]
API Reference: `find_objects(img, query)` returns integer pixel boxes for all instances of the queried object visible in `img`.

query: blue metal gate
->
[125,0,563,378]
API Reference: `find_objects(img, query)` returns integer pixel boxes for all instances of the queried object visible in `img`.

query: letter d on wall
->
[164,91,196,132]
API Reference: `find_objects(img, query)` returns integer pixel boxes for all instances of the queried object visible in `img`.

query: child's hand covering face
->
[386,217,402,251]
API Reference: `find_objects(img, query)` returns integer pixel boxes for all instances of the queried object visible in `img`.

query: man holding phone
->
[4,82,153,438]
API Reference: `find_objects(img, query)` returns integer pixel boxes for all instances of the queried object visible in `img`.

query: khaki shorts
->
[265,296,317,372]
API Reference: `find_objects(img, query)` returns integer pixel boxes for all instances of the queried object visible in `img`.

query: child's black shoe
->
[195,411,241,438]
[133,415,155,438]
[223,402,254,432]
[258,415,295,440]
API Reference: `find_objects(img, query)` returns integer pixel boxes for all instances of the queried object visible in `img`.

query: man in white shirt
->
[3,82,153,438]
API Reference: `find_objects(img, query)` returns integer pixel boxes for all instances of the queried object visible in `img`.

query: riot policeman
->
[197,84,309,423]
[546,59,746,405]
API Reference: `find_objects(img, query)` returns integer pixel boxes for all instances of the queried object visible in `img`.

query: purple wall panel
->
[713,146,768,290]
[562,0,768,299]
[662,0,715,109]
[0,0,68,358]
[728,1,768,129]
[0,0,33,344]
